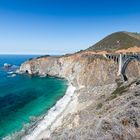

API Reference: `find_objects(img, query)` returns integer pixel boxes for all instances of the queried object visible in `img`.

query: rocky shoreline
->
[21,84,76,140]
[49,79,140,140]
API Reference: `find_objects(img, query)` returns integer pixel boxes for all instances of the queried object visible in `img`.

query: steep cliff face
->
[19,52,140,140]
[126,60,140,79]
[20,53,118,87]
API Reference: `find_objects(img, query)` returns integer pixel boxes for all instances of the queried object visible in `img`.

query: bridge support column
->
[118,54,123,76]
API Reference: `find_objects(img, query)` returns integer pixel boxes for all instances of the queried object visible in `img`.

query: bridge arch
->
[121,56,140,81]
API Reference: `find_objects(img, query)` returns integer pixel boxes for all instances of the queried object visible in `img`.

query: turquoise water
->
[0,55,68,139]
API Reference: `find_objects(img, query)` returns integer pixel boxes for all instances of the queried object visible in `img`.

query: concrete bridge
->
[105,53,140,81]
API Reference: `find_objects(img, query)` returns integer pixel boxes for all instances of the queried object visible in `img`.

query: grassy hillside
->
[87,31,140,52]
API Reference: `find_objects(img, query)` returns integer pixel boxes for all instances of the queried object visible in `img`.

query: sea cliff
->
[20,53,118,87]
[19,51,140,140]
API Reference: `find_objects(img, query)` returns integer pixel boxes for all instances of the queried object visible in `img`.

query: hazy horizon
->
[0,0,140,54]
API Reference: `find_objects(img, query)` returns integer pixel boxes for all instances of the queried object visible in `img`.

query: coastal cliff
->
[20,53,140,140]
[19,32,140,140]
[20,53,118,87]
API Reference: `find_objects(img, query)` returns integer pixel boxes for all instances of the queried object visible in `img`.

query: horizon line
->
[0,51,76,55]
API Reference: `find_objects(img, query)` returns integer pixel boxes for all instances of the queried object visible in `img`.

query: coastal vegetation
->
[87,31,140,52]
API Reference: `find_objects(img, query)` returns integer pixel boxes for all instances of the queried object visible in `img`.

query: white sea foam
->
[7,74,16,78]
[7,71,14,74]
[22,84,76,140]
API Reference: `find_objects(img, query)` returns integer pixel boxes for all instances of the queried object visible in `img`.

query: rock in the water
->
[4,63,11,68]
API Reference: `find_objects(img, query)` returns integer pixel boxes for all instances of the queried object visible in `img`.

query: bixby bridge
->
[105,53,140,81]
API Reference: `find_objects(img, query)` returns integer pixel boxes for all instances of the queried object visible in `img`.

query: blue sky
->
[0,0,140,54]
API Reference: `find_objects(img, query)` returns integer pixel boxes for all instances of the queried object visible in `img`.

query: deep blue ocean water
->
[0,55,67,139]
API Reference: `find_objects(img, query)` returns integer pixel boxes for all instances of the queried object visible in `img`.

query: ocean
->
[0,55,68,139]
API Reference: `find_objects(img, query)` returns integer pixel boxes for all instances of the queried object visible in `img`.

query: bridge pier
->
[118,54,123,76]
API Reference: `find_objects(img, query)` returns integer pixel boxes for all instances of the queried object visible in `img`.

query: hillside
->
[20,51,140,140]
[19,31,140,140]
[87,31,140,52]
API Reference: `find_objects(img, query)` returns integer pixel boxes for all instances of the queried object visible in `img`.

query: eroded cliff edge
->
[20,52,140,140]
[20,53,118,87]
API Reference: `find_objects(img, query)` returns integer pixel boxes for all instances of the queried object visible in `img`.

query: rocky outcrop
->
[125,60,140,79]
[20,53,118,87]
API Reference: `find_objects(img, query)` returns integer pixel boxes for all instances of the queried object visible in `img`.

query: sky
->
[0,0,140,54]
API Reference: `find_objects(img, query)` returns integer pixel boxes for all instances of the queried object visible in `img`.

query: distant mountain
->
[87,31,140,52]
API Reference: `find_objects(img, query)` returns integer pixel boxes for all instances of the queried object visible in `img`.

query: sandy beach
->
[22,83,77,140]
